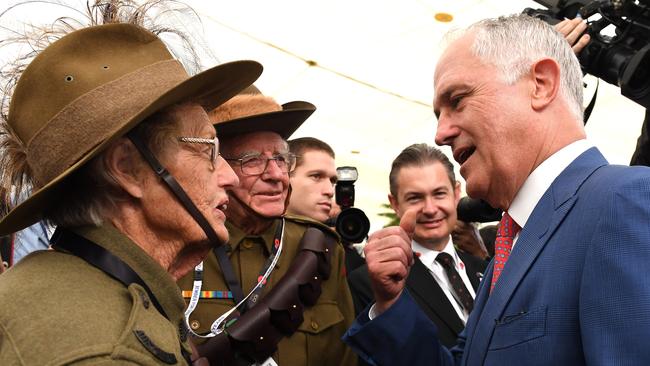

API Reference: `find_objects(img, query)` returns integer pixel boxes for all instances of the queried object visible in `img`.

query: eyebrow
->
[433,81,471,118]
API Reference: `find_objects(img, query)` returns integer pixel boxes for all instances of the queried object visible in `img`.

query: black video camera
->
[329,166,370,243]
[523,0,650,108]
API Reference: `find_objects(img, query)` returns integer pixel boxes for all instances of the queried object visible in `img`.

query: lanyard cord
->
[185,218,285,338]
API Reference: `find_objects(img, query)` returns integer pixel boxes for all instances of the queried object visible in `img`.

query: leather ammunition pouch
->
[196,226,336,365]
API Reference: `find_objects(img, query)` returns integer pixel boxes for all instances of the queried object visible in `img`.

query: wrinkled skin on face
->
[114,103,239,279]
[220,131,290,233]
[433,32,545,210]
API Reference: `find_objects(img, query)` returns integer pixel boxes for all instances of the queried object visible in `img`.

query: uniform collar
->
[226,219,281,254]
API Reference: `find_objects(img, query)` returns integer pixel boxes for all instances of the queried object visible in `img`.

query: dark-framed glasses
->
[178,136,219,166]
[225,152,297,176]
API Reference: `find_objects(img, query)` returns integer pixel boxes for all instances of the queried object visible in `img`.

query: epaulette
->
[283,214,340,242]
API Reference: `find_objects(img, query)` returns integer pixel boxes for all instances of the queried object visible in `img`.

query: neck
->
[225,194,275,235]
[108,204,208,281]
[416,235,450,252]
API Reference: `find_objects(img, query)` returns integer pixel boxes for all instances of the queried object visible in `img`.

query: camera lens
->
[336,208,370,243]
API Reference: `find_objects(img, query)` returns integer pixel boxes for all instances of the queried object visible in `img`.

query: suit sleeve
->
[342,289,457,366]
[580,172,650,365]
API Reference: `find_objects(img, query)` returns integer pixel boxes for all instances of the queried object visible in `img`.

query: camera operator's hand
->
[452,220,489,260]
[555,18,590,54]
[364,209,416,316]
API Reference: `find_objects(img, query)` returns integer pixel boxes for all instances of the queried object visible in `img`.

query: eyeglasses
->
[225,152,297,176]
[178,136,219,167]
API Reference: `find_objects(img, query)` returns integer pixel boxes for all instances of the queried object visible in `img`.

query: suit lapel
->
[407,257,465,334]
[463,147,608,365]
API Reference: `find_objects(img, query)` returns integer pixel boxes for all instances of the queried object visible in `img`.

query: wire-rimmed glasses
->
[225,152,297,176]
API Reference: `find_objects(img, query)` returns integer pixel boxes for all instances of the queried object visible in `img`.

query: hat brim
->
[214,101,315,140]
[0,60,263,236]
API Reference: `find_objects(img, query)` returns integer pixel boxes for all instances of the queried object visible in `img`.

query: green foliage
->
[377,203,399,227]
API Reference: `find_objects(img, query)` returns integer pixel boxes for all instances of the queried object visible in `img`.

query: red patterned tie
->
[490,212,521,293]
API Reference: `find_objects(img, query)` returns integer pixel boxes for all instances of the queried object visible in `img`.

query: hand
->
[452,220,488,260]
[364,208,417,315]
[555,18,591,54]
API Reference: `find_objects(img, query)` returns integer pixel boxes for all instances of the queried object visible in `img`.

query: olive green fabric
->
[178,215,357,366]
[0,224,191,365]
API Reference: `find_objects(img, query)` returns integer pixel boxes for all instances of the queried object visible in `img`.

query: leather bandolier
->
[197,226,337,365]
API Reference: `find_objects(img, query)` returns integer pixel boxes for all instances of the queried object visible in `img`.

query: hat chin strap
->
[126,131,224,248]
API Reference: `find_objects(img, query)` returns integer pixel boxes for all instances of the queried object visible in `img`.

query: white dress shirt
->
[508,139,592,244]
[412,239,476,324]
[369,237,476,322]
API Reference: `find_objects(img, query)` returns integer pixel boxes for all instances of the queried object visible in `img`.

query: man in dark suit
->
[348,143,487,347]
[343,14,650,365]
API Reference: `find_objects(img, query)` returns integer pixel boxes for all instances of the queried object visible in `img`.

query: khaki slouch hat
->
[0,23,262,236]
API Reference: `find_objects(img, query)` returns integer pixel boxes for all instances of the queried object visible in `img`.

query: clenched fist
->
[364,208,417,315]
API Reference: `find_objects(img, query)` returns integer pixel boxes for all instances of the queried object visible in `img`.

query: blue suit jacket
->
[343,148,650,365]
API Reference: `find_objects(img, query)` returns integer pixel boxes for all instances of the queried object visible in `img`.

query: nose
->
[216,156,239,189]
[434,112,460,147]
[422,197,437,215]
[261,158,285,180]
[323,181,334,198]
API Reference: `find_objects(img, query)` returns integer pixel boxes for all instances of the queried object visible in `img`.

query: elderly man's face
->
[433,32,539,209]
[221,131,290,220]
[141,103,238,249]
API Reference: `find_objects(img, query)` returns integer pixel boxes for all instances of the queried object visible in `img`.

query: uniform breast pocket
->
[295,302,345,364]
[488,305,547,350]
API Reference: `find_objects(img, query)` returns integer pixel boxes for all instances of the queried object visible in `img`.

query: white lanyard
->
[184,219,286,338]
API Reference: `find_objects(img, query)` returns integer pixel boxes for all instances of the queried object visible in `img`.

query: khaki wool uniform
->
[0,224,192,365]
[178,215,356,366]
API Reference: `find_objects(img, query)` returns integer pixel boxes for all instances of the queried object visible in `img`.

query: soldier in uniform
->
[178,92,356,366]
[0,2,261,364]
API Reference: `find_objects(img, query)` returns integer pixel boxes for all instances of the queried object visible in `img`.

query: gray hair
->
[462,14,584,121]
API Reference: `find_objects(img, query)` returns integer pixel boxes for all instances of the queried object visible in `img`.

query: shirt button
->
[191,320,201,330]
[310,321,319,330]
[242,242,253,249]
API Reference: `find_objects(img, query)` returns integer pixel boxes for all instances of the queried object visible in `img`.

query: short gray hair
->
[463,14,584,120]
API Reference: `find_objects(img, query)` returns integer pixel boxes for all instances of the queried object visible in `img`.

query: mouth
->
[318,202,332,210]
[454,146,476,165]
[417,217,444,227]
[215,199,229,211]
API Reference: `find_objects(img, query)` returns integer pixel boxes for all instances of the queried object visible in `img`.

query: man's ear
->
[530,58,561,111]
[104,138,147,199]
[388,193,401,217]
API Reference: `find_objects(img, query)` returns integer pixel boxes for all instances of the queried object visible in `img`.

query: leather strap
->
[197,226,337,365]
[51,227,193,364]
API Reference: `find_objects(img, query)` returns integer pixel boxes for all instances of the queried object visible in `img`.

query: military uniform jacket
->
[0,224,192,365]
[178,215,357,366]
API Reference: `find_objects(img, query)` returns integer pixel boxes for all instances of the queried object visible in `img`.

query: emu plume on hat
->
[209,87,316,139]
[0,23,262,236]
